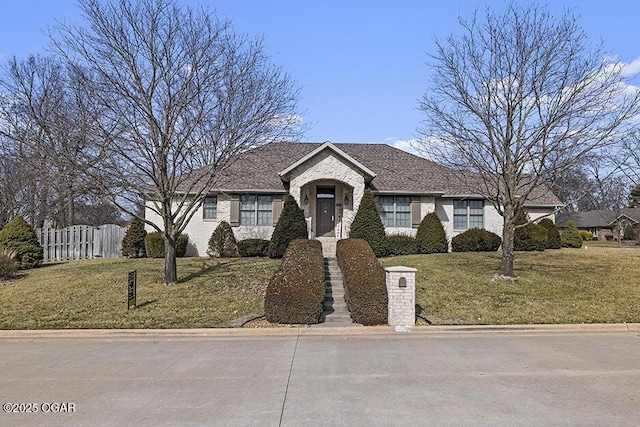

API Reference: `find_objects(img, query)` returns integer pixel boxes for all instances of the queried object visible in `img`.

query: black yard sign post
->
[127,270,137,310]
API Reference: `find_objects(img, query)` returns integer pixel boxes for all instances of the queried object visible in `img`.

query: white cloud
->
[385,137,425,157]
[622,57,640,77]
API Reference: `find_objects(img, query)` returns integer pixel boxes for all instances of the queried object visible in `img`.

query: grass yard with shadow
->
[2,245,639,328]
[0,257,279,329]
[379,245,640,325]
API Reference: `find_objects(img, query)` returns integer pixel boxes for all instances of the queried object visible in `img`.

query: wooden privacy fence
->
[36,224,127,262]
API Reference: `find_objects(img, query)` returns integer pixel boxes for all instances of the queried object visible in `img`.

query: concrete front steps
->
[314,257,359,327]
[315,236,337,258]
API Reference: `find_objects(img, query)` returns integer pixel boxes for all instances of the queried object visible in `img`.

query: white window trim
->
[379,196,411,228]
[203,195,217,220]
[240,194,273,226]
[453,199,484,230]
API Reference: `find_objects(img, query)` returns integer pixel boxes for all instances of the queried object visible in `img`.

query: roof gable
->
[609,213,640,226]
[278,141,376,182]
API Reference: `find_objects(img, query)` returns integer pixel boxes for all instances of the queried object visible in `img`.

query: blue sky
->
[2,1,639,149]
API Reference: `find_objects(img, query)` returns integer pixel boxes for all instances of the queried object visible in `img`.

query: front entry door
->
[317,199,335,237]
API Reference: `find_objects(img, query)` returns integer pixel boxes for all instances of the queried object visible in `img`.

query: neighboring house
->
[556,208,640,241]
[145,141,562,256]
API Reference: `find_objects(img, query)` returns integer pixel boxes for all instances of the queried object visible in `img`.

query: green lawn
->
[379,246,640,325]
[0,257,279,329]
[2,246,639,329]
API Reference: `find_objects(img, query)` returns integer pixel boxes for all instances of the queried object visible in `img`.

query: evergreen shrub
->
[268,195,308,259]
[451,228,501,252]
[386,235,422,256]
[415,212,448,253]
[539,218,561,249]
[0,216,43,269]
[623,226,636,241]
[144,232,189,258]
[580,230,594,241]
[561,220,582,248]
[207,221,239,257]
[144,232,164,258]
[121,217,147,258]
[349,189,389,257]
[237,239,270,257]
[264,239,325,324]
[336,238,387,325]
[513,211,547,251]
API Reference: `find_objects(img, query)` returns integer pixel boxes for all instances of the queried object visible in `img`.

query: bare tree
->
[0,55,109,228]
[617,132,640,187]
[547,160,630,212]
[52,0,303,285]
[417,3,640,278]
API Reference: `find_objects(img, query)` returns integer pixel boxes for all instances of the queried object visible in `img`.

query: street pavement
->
[1,325,639,426]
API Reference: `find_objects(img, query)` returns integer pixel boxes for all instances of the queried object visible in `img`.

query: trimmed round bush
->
[268,195,308,259]
[416,212,448,253]
[264,239,325,324]
[144,232,164,258]
[336,238,388,325]
[349,189,389,257]
[514,223,547,251]
[0,216,43,269]
[144,232,189,258]
[386,235,422,256]
[176,234,189,257]
[580,230,594,241]
[561,220,582,248]
[237,239,270,257]
[513,211,547,252]
[207,221,239,257]
[121,217,147,258]
[451,228,501,252]
[539,218,561,249]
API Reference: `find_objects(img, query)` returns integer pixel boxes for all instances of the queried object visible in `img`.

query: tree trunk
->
[164,235,178,286]
[499,206,516,278]
[67,185,75,227]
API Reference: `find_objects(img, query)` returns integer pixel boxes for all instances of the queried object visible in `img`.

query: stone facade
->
[385,266,417,331]
[288,150,366,238]
[144,142,559,256]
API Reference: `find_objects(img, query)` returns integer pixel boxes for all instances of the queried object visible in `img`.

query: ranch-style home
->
[145,141,561,256]
[556,208,640,241]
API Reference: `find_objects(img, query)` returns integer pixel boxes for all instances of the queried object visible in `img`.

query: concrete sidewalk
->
[1,322,639,340]
[1,325,639,426]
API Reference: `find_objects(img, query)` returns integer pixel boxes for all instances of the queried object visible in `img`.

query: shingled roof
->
[192,141,561,206]
[556,208,640,228]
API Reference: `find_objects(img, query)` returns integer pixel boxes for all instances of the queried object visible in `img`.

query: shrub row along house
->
[145,141,562,256]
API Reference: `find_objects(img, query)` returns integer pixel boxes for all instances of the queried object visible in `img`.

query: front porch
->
[277,141,375,241]
[299,180,355,239]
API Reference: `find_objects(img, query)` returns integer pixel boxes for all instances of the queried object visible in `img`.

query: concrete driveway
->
[1,325,639,426]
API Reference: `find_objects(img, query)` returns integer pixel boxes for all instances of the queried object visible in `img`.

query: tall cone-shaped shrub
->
[0,216,43,268]
[561,220,583,248]
[268,195,308,258]
[207,221,239,257]
[349,189,389,257]
[416,212,448,253]
[539,218,561,249]
[121,217,147,258]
